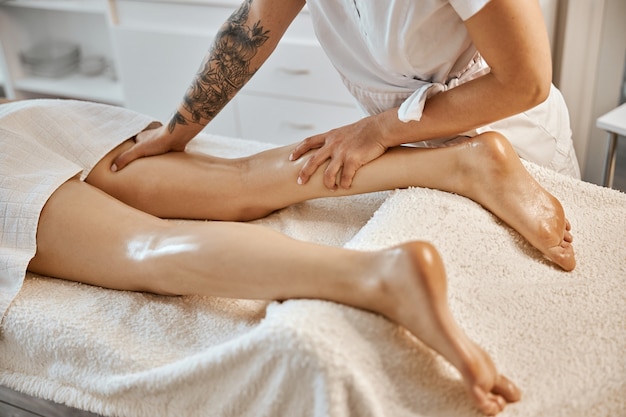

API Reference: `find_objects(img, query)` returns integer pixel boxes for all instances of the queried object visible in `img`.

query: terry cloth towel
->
[345,160,626,416]
[1,120,625,416]
[0,99,156,321]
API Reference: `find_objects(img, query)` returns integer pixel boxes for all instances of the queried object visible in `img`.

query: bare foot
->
[376,242,522,415]
[452,132,575,271]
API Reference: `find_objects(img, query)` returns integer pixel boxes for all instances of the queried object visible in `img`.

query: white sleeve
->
[448,0,492,21]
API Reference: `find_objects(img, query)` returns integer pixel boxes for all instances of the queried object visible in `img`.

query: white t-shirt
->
[306,0,492,120]
[306,0,581,178]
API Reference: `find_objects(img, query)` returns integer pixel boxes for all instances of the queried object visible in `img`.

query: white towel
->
[346,160,626,416]
[1,133,625,417]
[0,99,156,320]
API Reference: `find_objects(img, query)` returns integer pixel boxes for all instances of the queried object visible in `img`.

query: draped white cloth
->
[0,99,155,320]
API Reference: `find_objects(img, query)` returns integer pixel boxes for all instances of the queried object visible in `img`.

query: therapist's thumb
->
[111,145,143,172]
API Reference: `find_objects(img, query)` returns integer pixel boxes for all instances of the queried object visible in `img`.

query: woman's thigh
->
[28,178,171,292]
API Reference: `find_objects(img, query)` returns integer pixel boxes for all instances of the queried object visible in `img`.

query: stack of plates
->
[20,41,81,78]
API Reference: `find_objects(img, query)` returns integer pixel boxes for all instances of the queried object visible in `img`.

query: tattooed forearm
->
[168,0,270,133]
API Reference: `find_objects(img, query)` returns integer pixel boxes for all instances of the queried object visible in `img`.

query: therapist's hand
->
[289,116,388,190]
[111,123,188,172]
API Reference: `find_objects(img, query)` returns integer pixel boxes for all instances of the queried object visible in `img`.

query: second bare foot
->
[375,242,522,415]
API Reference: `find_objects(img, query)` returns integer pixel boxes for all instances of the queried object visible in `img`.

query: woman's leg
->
[29,178,520,415]
[87,131,574,270]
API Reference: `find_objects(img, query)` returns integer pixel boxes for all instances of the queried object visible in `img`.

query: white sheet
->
[1,133,625,417]
[0,99,156,320]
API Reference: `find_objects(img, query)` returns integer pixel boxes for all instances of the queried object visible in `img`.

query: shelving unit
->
[0,0,124,105]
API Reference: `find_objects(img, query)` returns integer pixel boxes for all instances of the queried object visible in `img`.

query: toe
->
[471,386,506,416]
[544,242,576,271]
[564,229,574,243]
[492,374,522,402]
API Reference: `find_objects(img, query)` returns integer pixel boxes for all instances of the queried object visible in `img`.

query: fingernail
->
[111,164,118,172]
[297,177,303,185]
[289,153,294,161]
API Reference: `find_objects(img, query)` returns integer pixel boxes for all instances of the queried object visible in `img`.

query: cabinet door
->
[238,94,362,145]
[244,39,355,105]
[112,27,239,137]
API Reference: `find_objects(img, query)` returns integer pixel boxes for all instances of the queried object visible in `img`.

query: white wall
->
[554,0,626,184]
[539,0,559,53]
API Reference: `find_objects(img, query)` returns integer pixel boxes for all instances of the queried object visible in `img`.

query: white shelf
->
[0,0,107,13]
[597,103,626,137]
[14,74,124,104]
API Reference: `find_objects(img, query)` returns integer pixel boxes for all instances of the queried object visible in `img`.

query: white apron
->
[306,0,581,178]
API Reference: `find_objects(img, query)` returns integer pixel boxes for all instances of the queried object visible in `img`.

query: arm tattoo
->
[168,0,270,133]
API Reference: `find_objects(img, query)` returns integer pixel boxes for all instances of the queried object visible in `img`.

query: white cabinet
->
[238,94,361,145]
[112,27,239,137]
[111,0,239,137]
[0,0,362,144]
[111,0,361,143]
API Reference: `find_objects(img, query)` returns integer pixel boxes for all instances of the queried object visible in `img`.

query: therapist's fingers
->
[297,148,333,186]
[338,160,360,189]
[111,124,179,172]
[289,134,325,162]
[111,142,148,172]
[323,156,344,190]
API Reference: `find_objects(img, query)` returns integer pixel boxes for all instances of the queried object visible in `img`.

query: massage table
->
[1,133,625,417]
